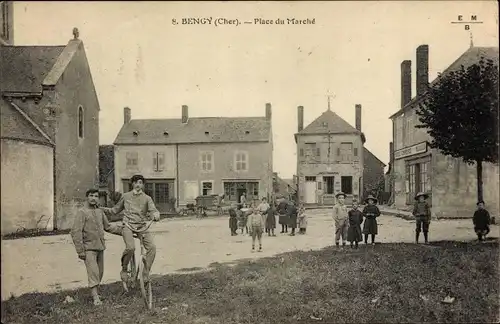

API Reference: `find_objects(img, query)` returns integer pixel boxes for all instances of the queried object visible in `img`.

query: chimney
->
[265,103,272,120]
[401,60,412,108]
[416,45,429,96]
[181,105,188,124]
[297,106,304,132]
[355,104,362,131]
[124,107,131,124]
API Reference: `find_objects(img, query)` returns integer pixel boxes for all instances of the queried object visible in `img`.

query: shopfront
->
[394,141,432,205]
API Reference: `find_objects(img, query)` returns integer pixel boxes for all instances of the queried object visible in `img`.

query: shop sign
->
[394,142,428,160]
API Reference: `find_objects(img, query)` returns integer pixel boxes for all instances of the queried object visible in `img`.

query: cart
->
[195,195,220,218]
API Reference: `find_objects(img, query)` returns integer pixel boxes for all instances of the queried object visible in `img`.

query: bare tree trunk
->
[477,160,483,202]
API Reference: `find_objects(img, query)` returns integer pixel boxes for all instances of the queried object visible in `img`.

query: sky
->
[12,1,498,178]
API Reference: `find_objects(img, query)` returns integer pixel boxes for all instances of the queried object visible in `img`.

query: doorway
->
[341,176,353,194]
[323,176,335,194]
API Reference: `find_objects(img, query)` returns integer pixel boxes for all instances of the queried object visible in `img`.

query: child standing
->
[228,204,238,236]
[298,204,308,234]
[473,201,491,241]
[347,201,363,248]
[413,192,432,244]
[71,189,120,306]
[333,192,349,247]
[247,207,265,252]
[277,197,289,233]
[362,195,381,245]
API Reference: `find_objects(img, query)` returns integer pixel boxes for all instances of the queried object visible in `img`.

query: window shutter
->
[354,148,358,157]
[316,147,320,156]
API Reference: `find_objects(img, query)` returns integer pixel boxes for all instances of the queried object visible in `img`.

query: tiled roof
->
[298,109,360,135]
[114,117,271,145]
[0,98,52,145]
[390,46,499,119]
[0,45,65,93]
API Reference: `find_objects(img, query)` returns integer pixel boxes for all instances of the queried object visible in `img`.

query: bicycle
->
[121,220,156,310]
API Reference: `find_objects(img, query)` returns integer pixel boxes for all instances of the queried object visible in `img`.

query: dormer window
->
[133,131,139,136]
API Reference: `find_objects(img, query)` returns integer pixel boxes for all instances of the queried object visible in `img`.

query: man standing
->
[102,175,160,287]
[333,192,349,247]
[240,192,247,207]
[71,189,121,305]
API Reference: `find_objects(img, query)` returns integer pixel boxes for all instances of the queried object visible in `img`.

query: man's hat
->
[335,192,346,199]
[477,200,485,205]
[364,195,378,204]
[414,192,429,200]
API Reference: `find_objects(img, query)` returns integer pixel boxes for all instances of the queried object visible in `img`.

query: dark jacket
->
[473,209,491,230]
[347,209,363,242]
[413,201,431,219]
[287,204,298,228]
[362,204,380,235]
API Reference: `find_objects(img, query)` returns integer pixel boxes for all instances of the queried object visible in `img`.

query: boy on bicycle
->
[101,175,160,288]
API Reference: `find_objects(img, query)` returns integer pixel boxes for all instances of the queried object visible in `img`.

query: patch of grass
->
[2,241,498,324]
[2,228,71,240]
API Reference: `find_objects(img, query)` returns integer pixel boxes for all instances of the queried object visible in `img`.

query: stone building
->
[295,104,385,206]
[389,44,499,218]
[1,4,100,233]
[112,104,273,213]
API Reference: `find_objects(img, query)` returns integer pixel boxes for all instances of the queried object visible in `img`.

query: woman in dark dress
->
[265,204,277,236]
[277,197,289,233]
[362,195,381,245]
[347,201,363,248]
[287,201,298,236]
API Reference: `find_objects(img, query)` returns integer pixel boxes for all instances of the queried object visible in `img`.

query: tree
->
[416,56,498,202]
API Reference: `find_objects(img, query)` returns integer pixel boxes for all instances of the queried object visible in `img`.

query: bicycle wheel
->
[138,257,153,310]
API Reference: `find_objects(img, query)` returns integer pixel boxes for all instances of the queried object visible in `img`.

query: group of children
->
[333,192,381,249]
[228,197,308,252]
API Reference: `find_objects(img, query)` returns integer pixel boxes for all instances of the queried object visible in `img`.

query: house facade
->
[1,13,100,233]
[389,44,499,218]
[113,104,273,212]
[295,105,366,206]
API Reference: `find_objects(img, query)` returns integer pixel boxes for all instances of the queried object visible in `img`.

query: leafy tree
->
[416,56,498,202]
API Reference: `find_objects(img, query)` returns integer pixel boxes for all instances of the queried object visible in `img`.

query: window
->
[339,142,353,161]
[202,182,213,196]
[305,176,316,182]
[152,152,165,172]
[405,118,413,144]
[200,151,213,172]
[234,151,248,171]
[299,148,304,157]
[316,147,321,157]
[354,148,358,157]
[126,152,138,169]
[223,182,258,201]
[324,176,334,194]
[341,176,353,194]
[419,162,429,192]
[78,106,84,138]
[409,164,416,193]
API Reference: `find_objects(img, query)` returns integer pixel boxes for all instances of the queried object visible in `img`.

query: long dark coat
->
[362,204,381,235]
[347,209,363,242]
[473,209,491,232]
[287,204,298,228]
[228,208,238,231]
[266,207,277,230]
[277,200,289,225]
